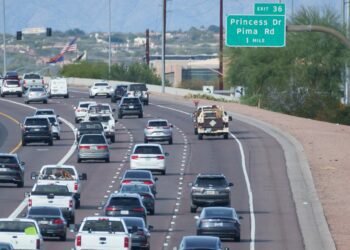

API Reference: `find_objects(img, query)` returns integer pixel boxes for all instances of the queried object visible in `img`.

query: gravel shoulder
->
[151,92,348,250]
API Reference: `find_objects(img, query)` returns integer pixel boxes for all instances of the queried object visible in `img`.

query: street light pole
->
[161,0,166,93]
[2,0,6,76]
[108,0,111,77]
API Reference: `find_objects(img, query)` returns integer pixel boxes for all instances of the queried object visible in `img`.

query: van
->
[48,78,69,98]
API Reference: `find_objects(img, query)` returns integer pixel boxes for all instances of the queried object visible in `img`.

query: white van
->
[48,78,69,98]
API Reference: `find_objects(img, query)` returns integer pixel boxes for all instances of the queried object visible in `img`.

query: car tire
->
[24,101,28,104]
[224,133,229,139]
[144,138,148,143]
[169,138,173,145]
[17,180,24,188]
[57,135,61,140]
[77,158,82,163]
[234,235,241,242]
[90,95,95,99]
[194,128,198,135]
[21,140,26,146]
[59,233,67,241]
[17,93,22,97]
[190,205,197,213]
[70,216,75,225]
[64,94,69,98]
[118,113,122,119]
[75,118,79,124]
[43,100,48,104]
[139,113,143,118]
[48,139,53,146]
[0,93,4,97]
[150,208,155,215]
[198,134,203,140]
[105,158,110,163]
[161,170,166,175]
[111,135,115,143]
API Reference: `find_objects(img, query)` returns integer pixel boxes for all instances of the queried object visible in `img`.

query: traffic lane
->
[0,111,19,153]
[116,111,189,249]
[0,119,8,149]
[0,98,76,218]
[149,97,303,250]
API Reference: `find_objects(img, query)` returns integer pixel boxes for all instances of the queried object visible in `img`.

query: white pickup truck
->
[31,165,87,208]
[27,184,75,225]
[75,217,131,250]
[0,218,44,250]
[84,113,116,143]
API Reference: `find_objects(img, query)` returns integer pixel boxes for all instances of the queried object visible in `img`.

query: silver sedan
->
[24,86,48,104]
[77,134,110,163]
[144,119,173,144]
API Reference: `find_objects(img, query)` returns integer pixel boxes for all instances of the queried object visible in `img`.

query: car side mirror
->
[72,224,80,232]
[112,108,116,112]
[30,172,38,180]
[170,124,173,128]
[194,215,199,220]
[164,152,169,156]
[154,177,158,181]
[59,121,62,124]
[24,192,30,198]
[57,115,60,117]
[229,116,233,121]
[131,225,138,233]
[21,161,25,165]
[229,182,234,187]
[115,119,118,123]
[73,106,77,110]
[148,225,153,230]
[79,173,87,180]
[239,216,243,220]
[188,182,193,187]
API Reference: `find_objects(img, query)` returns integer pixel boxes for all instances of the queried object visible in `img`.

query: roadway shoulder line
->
[0,111,22,153]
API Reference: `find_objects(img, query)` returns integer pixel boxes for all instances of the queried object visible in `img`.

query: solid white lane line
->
[0,99,77,219]
[151,103,256,250]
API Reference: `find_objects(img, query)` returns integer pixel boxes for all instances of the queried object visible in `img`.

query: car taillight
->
[69,200,73,208]
[143,180,153,185]
[76,235,81,247]
[157,156,165,160]
[74,183,78,191]
[122,180,132,184]
[36,239,40,250]
[124,237,129,248]
[42,79,44,84]
[79,145,90,150]
[97,145,107,150]
[105,206,117,211]
[28,199,32,207]
[52,218,64,225]
[131,155,139,160]
[76,108,81,112]
[17,82,20,87]
[133,207,144,212]
[23,80,26,85]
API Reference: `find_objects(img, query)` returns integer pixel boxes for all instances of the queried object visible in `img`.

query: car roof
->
[133,143,162,148]
[35,115,57,119]
[110,192,142,198]
[197,173,226,178]
[202,206,236,214]
[0,153,17,157]
[41,164,76,170]
[25,116,49,120]
[28,206,61,211]
[79,101,96,105]
[83,216,124,222]
[147,119,168,123]
[182,235,220,247]
[36,108,54,111]
[124,169,152,175]
[0,218,37,223]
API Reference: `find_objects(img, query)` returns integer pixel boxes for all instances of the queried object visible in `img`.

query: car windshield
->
[88,116,111,122]
[40,167,75,180]
[47,117,57,124]
[121,185,150,193]
[80,122,103,130]
[204,209,233,218]
[134,146,161,154]
[124,171,151,179]
[129,84,147,91]
[122,98,140,104]
[80,135,106,144]
[109,197,140,206]
[148,121,168,127]
[89,105,110,114]
[30,88,45,92]
[196,177,227,187]
[0,221,37,233]
[24,74,41,79]
[82,220,124,232]
[28,207,60,216]
[123,218,144,228]
[0,156,16,164]
[36,110,54,115]
[33,185,69,194]
[25,118,48,126]
[5,80,19,85]
[95,83,108,86]
[79,103,93,108]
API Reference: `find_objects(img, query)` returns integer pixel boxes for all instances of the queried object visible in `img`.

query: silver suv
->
[144,119,173,144]
[190,173,233,213]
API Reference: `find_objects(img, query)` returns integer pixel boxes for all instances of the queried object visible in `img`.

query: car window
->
[47,117,57,124]
[196,177,227,187]
[35,110,54,115]
[0,156,17,164]
[122,98,140,104]
[205,209,233,218]
[148,121,168,127]
[24,74,41,79]
[82,220,124,232]
[121,185,150,193]
[80,135,106,144]
[79,103,92,108]
[122,218,144,228]
[124,171,151,179]
[5,80,19,85]
[80,123,103,130]
[33,185,69,194]
[28,207,61,216]
[25,118,48,126]
[41,168,75,180]
[129,84,147,91]
[109,197,140,206]
[134,146,161,154]
[88,116,111,122]
[95,83,108,86]
[89,105,111,113]
[0,221,37,233]
[30,87,45,92]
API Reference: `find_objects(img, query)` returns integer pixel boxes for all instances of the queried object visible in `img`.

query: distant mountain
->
[4,0,338,34]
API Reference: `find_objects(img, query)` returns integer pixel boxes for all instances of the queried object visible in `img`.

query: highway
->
[0,89,303,250]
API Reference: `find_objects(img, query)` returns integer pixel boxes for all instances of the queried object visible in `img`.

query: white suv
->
[89,81,113,98]
[1,79,23,97]
[74,101,97,123]
[130,144,168,175]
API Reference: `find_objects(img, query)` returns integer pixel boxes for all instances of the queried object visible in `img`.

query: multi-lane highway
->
[0,88,303,250]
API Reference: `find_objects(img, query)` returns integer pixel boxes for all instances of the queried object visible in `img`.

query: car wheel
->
[24,101,28,104]
[150,208,155,215]
[161,170,166,175]
[59,233,67,241]
[111,135,115,143]
[57,135,61,140]
[118,113,122,119]
[75,118,79,124]
[194,128,198,135]
[48,139,53,146]
[17,180,24,188]
[139,113,143,118]
[77,158,82,163]
[75,199,80,209]
[43,100,48,104]
[0,93,4,97]
[70,216,75,225]
[198,134,203,140]
[190,205,197,213]
[224,133,229,139]
[21,140,26,146]
[64,94,69,98]
[90,95,95,98]
[144,138,148,143]
[17,93,22,97]
[234,235,241,242]
[105,157,110,163]
[169,138,173,145]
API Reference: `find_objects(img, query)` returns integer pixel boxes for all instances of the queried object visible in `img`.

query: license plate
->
[92,146,97,150]
[34,128,40,131]
[129,105,134,109]
[205,128,212,132]
[39,221,49,225]
[206,190,216,195]
[0,168,7,172]
[214,222,223,227]
[121,210,129,215]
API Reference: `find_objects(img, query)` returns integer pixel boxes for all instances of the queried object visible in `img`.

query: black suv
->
[118,97,143,119]
[190,173,233,213]
[104,193,147,221]
[76,121,104,141]
[21,116,53,146]
[0,153,25,187]
[111,84,127,103]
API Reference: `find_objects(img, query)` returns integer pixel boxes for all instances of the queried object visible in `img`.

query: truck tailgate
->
[80,232,128,250]
[0,233,38,249]
[30,194,71,208]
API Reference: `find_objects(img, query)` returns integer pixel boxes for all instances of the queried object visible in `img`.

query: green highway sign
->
[254,3,285,15]
[226,15,286,47]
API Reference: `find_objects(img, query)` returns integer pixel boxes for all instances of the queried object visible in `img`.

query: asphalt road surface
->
[0,89,304,250]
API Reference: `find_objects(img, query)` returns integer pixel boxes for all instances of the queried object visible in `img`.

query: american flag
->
[60,37,77,54]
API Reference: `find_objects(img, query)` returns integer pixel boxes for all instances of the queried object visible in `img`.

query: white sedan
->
[130,144,168,175]
[74,101,96,123]
[89,82,113,98]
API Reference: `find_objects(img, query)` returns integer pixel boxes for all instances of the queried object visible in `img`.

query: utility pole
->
[108,0,111,77]
[145,29,150,66]
[345,0,350,104]
[2,0,6,76]
[161,0,166,93]
[219,0,223,90]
